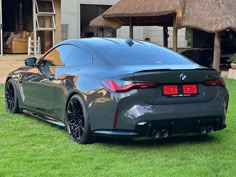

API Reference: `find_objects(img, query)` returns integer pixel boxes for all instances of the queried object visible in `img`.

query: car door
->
[53,45,93,119]
[21,45,72,114]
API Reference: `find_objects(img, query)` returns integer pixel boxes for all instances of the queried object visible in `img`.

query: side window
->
[42,45,72,66]
[65,46,92,67]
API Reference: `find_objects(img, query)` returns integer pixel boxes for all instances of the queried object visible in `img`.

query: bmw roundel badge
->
[180,73,187,81]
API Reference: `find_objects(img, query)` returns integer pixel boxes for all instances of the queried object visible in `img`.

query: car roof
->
[58,38,154,52]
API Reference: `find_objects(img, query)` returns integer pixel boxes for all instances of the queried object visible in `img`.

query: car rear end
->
[100,69,228,139]
[93,39,229,139]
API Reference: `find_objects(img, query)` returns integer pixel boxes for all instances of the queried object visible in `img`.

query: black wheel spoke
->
[5,81,16,112]
[70,101,80,115]
[67,98,85,141]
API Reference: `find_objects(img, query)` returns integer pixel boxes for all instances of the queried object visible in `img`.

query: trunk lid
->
[133,68,220,105]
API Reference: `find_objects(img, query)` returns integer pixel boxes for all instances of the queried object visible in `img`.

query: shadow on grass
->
[95,134,219,148]
[21,113,220,148]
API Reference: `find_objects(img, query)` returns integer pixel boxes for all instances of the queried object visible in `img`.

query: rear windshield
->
[98,44,195,66]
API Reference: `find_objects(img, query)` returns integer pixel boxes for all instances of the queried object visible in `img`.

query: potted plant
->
[228,54,236,69]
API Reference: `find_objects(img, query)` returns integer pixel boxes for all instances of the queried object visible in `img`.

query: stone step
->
[0,54,43,84]
[0,64,23,69]
[1,67,21,72]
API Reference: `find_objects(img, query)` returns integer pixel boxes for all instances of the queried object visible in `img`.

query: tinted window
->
[42,45,72,66]
[65,46,91,67]
[98,44,194,66]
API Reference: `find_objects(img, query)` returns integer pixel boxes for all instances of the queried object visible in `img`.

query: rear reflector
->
[183,85,198,94]
[113,109,119,129]
[163,85,178,95]
[205,80,226,87]
[102,80,156,92]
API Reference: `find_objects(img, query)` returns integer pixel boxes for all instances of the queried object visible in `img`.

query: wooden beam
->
[213,32,221,71]
[33,0,37,55]
[173,16,178,52]
[98,27,104,37]
[129,17,133,39]
[163,26,168,47]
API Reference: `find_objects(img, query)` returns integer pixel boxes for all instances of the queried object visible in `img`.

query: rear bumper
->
[105,95,228,137]
[94,116,226,138]
[135,116,226,137]
[92,87,228,138]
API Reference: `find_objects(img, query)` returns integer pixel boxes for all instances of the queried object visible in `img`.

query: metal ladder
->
[35,0,56,31]
[28,36,41,55]
[32,0,56,54]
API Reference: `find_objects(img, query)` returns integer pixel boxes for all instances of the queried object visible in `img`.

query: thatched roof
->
[90,15,122,28]
[181,0,236,32]
[90,0,181,27]
[90,0,236,33]
[90,14,175,27]
[103,0,181,17]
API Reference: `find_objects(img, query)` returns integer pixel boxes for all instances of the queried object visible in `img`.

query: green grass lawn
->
[0,79,236,177]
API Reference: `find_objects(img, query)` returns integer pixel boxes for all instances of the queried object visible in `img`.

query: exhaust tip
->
[152,130,160,139]
[161,129,169,138]
[200,126,207,134]
[207,125,214,134]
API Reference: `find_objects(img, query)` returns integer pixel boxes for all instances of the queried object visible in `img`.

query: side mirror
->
[25,57,37,67]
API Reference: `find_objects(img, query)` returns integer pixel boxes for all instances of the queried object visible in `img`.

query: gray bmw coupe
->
[5,38,229,144]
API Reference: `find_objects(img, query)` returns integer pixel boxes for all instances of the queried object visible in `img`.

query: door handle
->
[48,74,55,81]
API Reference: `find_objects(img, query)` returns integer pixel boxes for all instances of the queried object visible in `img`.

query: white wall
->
[61,0,119,38]
[61,0,80,39]
[143,27,188,48]
[80,0,118,5]
[61,0,188,48]
[117,26,144,41]
[117,26,188,48]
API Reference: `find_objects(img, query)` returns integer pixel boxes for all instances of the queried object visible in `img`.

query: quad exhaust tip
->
[200,125,215,134]
[161,129,169,138]
[207,125,214,134]
[152,129,169,139]
[152,130,160,139]
[200,126,207,135]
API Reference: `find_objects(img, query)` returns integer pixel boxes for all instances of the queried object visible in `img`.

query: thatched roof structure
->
[103,0,181,17]
[181,0,236,32]
[90,0,182,27]
[90,0,236,32]
[90,15,122,29]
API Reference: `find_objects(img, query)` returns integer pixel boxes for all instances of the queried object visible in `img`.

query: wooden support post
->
[98,27,104,37]
[163,26,168,47]
[173,16,178,52]
[213,32,221,71]
[129,17,133,39]
[32,0,37,55]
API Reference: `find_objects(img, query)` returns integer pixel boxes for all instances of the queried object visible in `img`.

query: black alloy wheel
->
[5,79,19,113]
[66,95,94,144]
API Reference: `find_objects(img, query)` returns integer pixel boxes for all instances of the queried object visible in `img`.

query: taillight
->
[204,80,226,87]
[101,80,156,92]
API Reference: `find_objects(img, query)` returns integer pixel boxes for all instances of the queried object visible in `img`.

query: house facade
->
[61,0,188,48]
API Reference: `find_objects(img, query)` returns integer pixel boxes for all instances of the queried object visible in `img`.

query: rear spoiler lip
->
[134,68,217,74]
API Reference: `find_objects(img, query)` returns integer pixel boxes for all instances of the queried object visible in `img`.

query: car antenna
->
[125,39,134,47]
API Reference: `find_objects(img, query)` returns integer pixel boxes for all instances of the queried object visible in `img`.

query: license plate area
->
[163,84,198,96]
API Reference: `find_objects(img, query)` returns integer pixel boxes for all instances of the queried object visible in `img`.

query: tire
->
[5,79,19,113]
[65,95,94,144]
